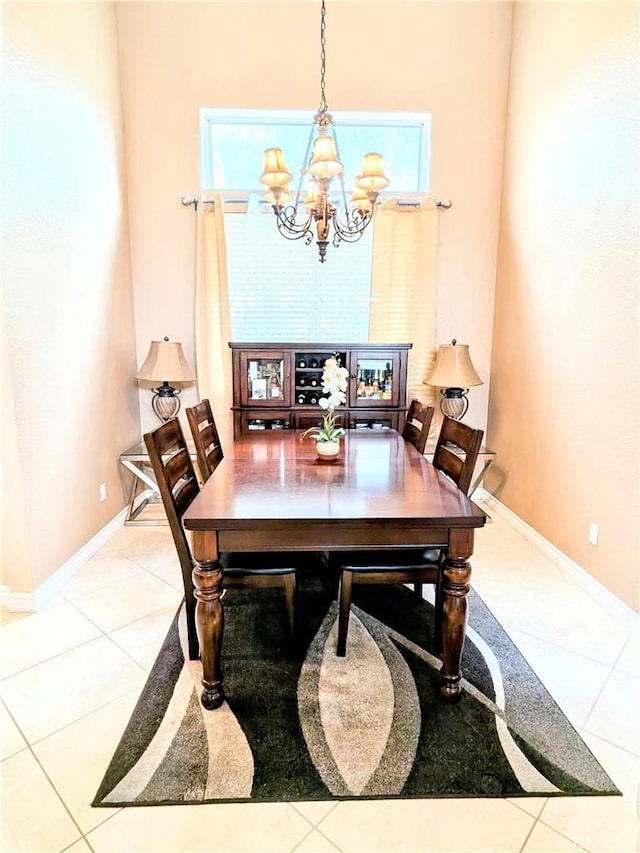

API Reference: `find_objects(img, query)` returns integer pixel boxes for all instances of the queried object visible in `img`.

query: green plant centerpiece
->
[301,355,348,456]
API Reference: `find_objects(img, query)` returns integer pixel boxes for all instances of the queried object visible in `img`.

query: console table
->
[425,439,496,496]
[120,440,198,525]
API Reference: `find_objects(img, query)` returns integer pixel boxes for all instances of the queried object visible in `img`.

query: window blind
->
[226,210,373,343]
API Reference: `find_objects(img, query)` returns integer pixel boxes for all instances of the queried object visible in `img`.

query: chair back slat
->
[432,416,484,495]
[186,399,224,482]
[144,419,199,580]
[165,448,195,490]
[402,400,435,455]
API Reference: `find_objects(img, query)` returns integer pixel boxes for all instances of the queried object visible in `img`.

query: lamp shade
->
[308,135,343,178]
[425,340,483,389]
[355,152,389,192]
[136,339,196,384]
[259,148,293,188]
[349,186,373,211]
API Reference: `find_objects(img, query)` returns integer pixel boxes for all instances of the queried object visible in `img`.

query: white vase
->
[316,440,340,460]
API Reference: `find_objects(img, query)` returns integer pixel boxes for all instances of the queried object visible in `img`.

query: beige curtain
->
[369,198,439,407]
[195,193,234,449]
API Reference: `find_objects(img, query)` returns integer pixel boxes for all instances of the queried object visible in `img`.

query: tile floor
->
[1,505,638,853]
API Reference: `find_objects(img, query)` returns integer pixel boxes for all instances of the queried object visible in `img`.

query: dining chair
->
[335,415,484,657]
[402,399,435,455]
[144,418,297,660]
[185,398,223,482]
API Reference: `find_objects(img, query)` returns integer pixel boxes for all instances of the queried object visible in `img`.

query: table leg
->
[439,527,474,702]
[191,532,225,710]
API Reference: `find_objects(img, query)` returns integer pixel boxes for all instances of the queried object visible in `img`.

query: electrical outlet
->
[99,483,107,502]
[588,522,599,547]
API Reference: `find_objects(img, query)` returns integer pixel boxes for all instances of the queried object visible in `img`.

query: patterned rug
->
[93,574,618,806]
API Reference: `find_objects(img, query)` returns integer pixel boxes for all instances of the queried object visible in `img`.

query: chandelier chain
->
[319,0,327,112]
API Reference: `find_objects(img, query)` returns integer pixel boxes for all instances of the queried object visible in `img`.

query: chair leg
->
[184,596,200,660]
[284,573,296,637]
[413,582,423,600]
[181,566,200,659]
[433,571,443,655]
[337,570,353,657]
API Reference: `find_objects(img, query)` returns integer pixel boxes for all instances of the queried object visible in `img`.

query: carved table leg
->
[439,528,474,702]
[191,531,225,710]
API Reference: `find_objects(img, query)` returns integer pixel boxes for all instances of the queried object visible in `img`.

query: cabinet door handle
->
[350,374,357,379]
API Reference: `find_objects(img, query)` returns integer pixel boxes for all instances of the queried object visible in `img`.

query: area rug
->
[93,572,618,806]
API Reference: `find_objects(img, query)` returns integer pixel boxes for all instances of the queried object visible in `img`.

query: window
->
[201,109,431,194]
[200,109,431,342]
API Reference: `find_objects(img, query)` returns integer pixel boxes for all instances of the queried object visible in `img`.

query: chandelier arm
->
[332,209,373,239]
[333,226,368,245]
[276,204,314,232]
[274,207,315,241]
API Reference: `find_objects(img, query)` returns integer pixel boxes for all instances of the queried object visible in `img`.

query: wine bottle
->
[298,376,307,387]
[297,393,307,405]
[309,358,319,368]
[297,359,307,368]
[308,392,319,405]
[309,375,319,387]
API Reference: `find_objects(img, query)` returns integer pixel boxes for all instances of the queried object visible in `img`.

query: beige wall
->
[2,2,140,590]
[116,1,513,437]
[1,305,33,595]
[488,2,639,611]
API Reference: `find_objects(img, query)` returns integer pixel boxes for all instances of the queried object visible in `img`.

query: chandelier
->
[259,0,389,263]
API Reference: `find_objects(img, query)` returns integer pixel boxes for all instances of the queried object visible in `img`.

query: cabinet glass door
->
[350,351,400,407]
[240,352,290,407]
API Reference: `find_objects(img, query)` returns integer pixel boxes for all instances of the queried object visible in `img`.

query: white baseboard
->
[5,508,128,613]
[481,492,640,631]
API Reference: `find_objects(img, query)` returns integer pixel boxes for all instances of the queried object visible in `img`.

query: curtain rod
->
[181,195,452,211]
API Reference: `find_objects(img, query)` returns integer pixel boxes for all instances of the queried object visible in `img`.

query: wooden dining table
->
[183,429,486,710]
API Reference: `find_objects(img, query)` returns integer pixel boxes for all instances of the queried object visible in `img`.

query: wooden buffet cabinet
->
[230,342,412,439]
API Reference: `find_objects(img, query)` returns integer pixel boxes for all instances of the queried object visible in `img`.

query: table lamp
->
[136,337,196,422]
[424,339,483,421]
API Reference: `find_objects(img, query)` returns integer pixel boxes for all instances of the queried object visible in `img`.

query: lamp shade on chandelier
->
[259,0,389,262]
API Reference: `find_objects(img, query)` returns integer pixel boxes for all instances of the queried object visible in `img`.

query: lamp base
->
[439,388,469,421]
[151,382,182,422]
